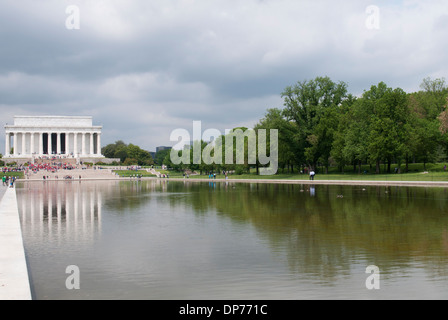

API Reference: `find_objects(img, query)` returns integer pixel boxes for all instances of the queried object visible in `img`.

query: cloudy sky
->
[1,0,447,153]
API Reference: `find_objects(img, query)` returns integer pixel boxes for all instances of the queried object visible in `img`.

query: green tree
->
[155,149,171,166]
[282,76,348,169]
[126,144,154,166]
[255,108,299,174]
[343,101,370,174]
[114,144,128,163]
[102,140,126,158]
[102,140,153,165]
[362,83,410,173]
[331,95,357,172]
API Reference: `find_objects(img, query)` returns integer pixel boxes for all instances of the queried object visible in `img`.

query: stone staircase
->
[146,168,162,177]
[25,168,117,180]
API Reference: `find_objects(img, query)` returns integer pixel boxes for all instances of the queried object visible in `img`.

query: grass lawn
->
[185,168,448,182]
[156,162,448,182]
[186,172,448,181]
[0,171,24,179]
[113,170,157,177]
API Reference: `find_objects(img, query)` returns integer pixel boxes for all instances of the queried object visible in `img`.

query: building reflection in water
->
[18,181,103,243]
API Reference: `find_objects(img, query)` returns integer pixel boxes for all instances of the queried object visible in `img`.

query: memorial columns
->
[90,132,94,155]
[81,133,86,155]
[21,132,26,155]
[57,133,61,155]
[47,132,52,155]
[4,117,103,158]
[97,133,101,155]
[5,132,10,156]
[74,133,78,156]
[39,132,43,155]
[13,132,18,156]
[30,132,35,155]
[65,133,70,155]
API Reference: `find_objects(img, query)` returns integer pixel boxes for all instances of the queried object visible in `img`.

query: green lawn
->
[113,170,157,177]
[185,169,448,182]
[154,162,448,182]
[0,171,24,179]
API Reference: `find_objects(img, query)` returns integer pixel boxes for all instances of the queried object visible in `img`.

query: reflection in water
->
[19,182,102,243]
[16,180,448,300]
[310,186,315,197]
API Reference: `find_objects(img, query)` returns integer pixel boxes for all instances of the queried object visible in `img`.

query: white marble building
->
[4,116,104,161]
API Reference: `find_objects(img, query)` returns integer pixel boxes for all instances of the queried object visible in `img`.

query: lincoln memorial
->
[4,116,107,163]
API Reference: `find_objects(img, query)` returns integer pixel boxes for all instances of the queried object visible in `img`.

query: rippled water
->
[16,180,448,300]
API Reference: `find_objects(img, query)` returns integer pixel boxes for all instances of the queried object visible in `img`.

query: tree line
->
[102,140,154,166]
[256,76,448,174]
[165,76,448,175]
[102,76,448,175]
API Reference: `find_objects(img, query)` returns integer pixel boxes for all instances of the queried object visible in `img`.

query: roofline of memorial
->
[13,115,93,118]
[4,126,103,130]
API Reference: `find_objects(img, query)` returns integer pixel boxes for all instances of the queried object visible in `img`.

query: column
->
[57,133,61,155]
[47,132,52,155]
[74,133,78,156]
[97,189,102,233]
[39,192,44,236]
[30,132,35,155]
[22,132,26,155]
[74,185,79,227]
[66,190,72,239]
[5,132,10,156]
[48,194,53,237]
[39,132,43,155]
[90,192,95,229]
[30,192,35,230]
[13,132,18,156]
[57,194,62,237]
[97,133,101,155]
[90,133,94,156]
[82,133,86,155]
[65,133,70,155]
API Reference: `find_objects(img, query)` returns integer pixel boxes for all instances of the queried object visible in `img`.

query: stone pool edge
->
[0,187,32,300]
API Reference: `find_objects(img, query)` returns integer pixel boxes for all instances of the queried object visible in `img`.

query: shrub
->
[123,158,138,166]
[235,166,245,175]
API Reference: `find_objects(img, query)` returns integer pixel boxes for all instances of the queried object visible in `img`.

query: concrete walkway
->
[0,186,32,300]
[0,186,6,200]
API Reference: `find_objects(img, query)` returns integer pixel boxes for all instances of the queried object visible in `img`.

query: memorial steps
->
[25,168,119,181]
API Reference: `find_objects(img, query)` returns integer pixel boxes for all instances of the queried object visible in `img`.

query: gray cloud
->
[1,0,448,153]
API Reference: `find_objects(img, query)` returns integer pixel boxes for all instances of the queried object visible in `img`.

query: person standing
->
[310,170,315,181]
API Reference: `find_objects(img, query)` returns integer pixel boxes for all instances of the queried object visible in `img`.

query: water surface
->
[16,180,448,299]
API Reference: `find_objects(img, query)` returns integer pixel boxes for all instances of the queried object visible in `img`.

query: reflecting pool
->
[16,180,448,299]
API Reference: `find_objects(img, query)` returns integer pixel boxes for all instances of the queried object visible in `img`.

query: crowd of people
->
[27,162,75,174]
[35,154,75,160]
[1,166,24,174]
[1,162,78,184]
[2,175,16,188]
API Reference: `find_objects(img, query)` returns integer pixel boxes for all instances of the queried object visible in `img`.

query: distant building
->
[3,115,117,164]
[156,146,172,153]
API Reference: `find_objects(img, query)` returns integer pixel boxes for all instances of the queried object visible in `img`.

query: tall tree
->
[255,108,298,173]
[281,76,348,169]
